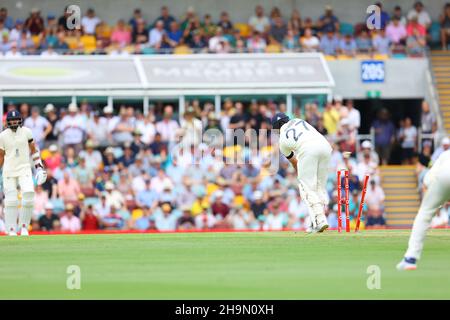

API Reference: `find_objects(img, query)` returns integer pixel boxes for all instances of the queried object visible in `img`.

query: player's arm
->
[0,149,4,169]
[29,140,44,169]
[280,142,298,175]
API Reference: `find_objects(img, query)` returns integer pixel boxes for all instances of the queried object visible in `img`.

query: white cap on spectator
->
[49,144,58,152]
[68,103,78,112]
[162,180,173,190]
[103,105,113,114]
[442,137,450,145]
[361,140,372,149]
[253,190,263,200]
[215,190,224,198]
[340,118,350,126]
[334,95,343,102]
[105,181,115,190]
[45,202,54,210]
[44,103,55,113]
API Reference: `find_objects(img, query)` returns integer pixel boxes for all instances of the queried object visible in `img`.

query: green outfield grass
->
[0,230,449,299]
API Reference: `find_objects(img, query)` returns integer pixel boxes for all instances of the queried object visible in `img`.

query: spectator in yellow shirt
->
[323,102,340,135]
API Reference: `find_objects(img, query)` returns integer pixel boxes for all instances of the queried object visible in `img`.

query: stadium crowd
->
[1,95,447,234]
[0,2,449,56]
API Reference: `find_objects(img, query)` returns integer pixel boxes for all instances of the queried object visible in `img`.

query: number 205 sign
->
[361,61,385,83]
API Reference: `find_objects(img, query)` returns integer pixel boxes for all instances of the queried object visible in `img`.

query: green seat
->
[429,21,441,45]
[340,22,354,36]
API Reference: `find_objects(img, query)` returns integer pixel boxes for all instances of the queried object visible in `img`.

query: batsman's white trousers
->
[3,174,34,197]
[296,140,332,220]
[405,169,450,259]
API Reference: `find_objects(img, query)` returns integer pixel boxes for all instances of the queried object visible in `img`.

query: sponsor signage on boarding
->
[361,60,385,83]
[140,54,335,88]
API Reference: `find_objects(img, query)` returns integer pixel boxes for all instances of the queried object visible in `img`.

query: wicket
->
[336,169,370,233]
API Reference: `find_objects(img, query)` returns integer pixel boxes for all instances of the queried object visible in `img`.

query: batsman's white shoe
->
[307,215,329,234]
[20,228,29,236]
[8,231,17,236]
[396,257,417,271]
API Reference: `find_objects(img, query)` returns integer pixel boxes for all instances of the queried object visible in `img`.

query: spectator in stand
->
[0,7,14,30]
[60,203,81,232]
[38,202,60,231]
[155,203,177,231]
[81,8,101,35]
[208,27,228,53]
[9,20,28,43]
[317,5,339,33]
[357,140,380,165]
[355,30,372,54]
[110,20,131,46]
[129,8,144,33]
[59,103,86,153]
[247,31,267,53]
[407,1,431,30]
[406,15,426,37]
[248,5,270,34]
[189,29,207,51]
[167,21,183,45]
[440,3,450,50]
[300,27,319,52]
[372,28,393,55]
[211,190,230,219]
[58,172,81,203]
[100,205,124,230]
[398,117,417,164]
[54,31,69,53]
[420,100,437,148]
[365,205,386,228]
[4,41,22,57]
[375,2,390,29]
[154,6,175,32]
[80,204,99,230]
[323,101,340,136]
[25,8,45,35]
[288,9,302,36]
[338,34,357,57]
[24,106,52,149]
[431,137,450,163]
[386,16,407,46]
[149,20,165,48]
[202,14,217,40]
[112,107,135,145]
[132,19,148,44]
[270,16,287,44]
[371,109,396,165]
[392,5,407,26]
[282,28,300,52]
[217,11,233,33]
[155,105,179,144]
[345,100,360,132]
[133,206,152,230]
[406,27,426,56]
[320,30,339,55]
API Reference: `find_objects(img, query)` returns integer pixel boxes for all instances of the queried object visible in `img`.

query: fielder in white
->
[397,149,450,270]
[0,110,47,236]
[272,113,332,233]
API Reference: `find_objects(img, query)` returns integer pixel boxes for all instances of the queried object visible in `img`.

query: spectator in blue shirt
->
[0,8,14,30]
[375,2,390,29]
[136,179,159,208]
[373,28,391,54]
[371,108,396,165]
[320,30,340,55]
[318,5,340,33]
[134,206,152,230]
[338,34,357,56]
[154,5,175,31]
[355,30,373,53]
[167,21,183,44]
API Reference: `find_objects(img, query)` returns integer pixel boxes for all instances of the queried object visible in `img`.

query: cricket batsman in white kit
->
[0,110,47,236]
[272,113,332,233]
[397,149,450,270]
